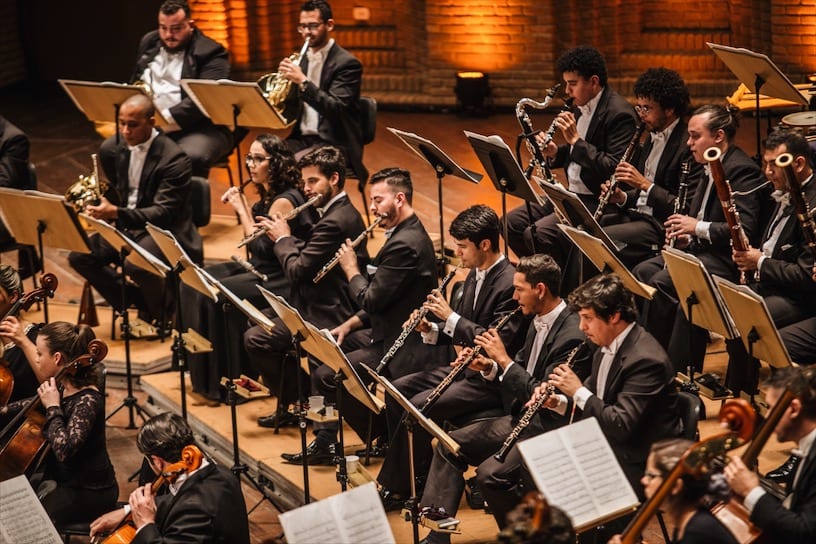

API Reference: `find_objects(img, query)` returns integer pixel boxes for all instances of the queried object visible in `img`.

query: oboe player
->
[416,255,590,544]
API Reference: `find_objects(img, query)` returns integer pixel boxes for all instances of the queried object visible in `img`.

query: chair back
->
[676,390,703,441]
[360,96,377,145]
[26,162,37,190]
[190,176,211,227]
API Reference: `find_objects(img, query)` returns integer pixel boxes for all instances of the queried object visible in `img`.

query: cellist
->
[0,321,118,530]
[724,366,816,544]
[0,264,42,405]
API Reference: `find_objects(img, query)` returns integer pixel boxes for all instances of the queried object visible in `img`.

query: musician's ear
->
[789,398,802,420]
[670,477,684,497]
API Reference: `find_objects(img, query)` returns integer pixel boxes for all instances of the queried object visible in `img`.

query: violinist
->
[0,264,42,404]
[723,367,816,544]
[90,412,250,543]
[608,438,737,544]
[0,322,117,530]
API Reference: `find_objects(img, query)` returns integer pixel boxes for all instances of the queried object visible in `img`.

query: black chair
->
[677,390,703,441]
[356,96,377,226]
[0,162,41,280]
[190,176,211,228]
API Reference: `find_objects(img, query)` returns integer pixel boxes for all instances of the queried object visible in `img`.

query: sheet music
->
[0,475,62,544]
[386,127,482,183]
[146,223,217,300]
[81,214,170,278]
[196,268,275,332]
[518,417,639,532]
[280,482,394,544]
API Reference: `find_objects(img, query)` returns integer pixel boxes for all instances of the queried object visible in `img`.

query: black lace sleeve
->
[43,390,101,462]
[0,398,29,417]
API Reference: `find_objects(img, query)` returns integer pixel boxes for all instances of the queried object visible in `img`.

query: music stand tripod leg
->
[291,333,311,504]
[169,262,189,420]
[105,246,150,429]
[404,416,421,544]
[333,370,349,492]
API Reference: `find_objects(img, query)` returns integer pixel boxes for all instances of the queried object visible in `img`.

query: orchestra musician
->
[90,412,250,543]
[278,0,368,184]
[723,366,816,544]
[282,167,437,465]
[184,134,312,402]
[601,67,701,268]
[503,45,638,264]
[243,146,367,430]
[417,255,591,544]
[608,438,737,544]
[0,264,43,404]
[0,322,118,531]
[633,104,767,375]
[376,205,528,507]
[98,0,233,177]
[67,93,199,330]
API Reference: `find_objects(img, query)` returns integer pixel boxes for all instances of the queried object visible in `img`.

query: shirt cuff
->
[695,220,712,241]
[443,313,461,338]
[757,255,767,272]
[273,234,291,243]
[573,386,593,410]
[421,322,440,345]
[123,504,132,516]
[744,486,766,514]
[497,361,515,382]
[481,360,500,381]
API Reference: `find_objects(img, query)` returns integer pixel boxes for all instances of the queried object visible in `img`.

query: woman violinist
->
[0,321,118,529]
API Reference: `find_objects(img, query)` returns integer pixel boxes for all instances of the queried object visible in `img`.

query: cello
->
[620,399,756,544]
[94,444,204,544]
[0,272,59,405]
[0,338,107,480]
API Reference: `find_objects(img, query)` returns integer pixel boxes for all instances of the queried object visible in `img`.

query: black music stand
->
[387,127,482,267]
[366,367,460,544]
[663,247,738,405]
[464,131,543,257]
[81,214,169,429]
[558,224,655,301]
[181,79,289,189]
[0,189,90,322]
[707,43,808,162]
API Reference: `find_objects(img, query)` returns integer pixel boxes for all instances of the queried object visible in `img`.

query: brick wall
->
[0,0,27,87]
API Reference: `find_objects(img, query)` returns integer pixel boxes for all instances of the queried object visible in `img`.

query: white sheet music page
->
[280,482,394,544]
[518,416,639,531]
[0,475,62,544]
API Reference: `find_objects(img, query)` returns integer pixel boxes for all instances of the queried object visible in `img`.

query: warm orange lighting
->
[457,71,485,78]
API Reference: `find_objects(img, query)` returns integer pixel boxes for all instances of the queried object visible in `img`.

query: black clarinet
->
[668,160,691,248]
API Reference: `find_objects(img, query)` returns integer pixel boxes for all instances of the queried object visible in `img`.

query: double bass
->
[0,338,107,480]
[0,272,58,405]
[94,444,204,544]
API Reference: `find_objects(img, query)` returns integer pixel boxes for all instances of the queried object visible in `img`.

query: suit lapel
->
[584,87,610,144]
[600,325,641,398]
[531,309,569,377]
[792,444,816,510]
[137,138,162,206]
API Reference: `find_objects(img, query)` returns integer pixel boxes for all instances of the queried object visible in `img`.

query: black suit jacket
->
[0,115,29,189]
[133,463,249,544]
[103,132,201,262]
[552,86,639,196]
[499,308,592,418]
[290,42,365,182]
[751,441,816,543]
[131,29,230,131]
[274,194,367,330]
[580,324,682,492]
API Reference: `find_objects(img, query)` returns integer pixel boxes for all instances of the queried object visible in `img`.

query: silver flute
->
[237,194,321,248]
[312,215,385,283]
[493,340,588,462]
[231,255,268,282]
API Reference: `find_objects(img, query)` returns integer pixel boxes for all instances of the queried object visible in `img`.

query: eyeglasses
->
[245,154,272,166]
[634,104,653,115]
[643,471,662,481]
[297,22,324,32]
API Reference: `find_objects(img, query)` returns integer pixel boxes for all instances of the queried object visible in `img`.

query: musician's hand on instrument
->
[615,162,650,191]
[130,483,157,529]
[474,328,511,367]
[525,383,549,408]
[222,187,249,216]
[89,507,128,537]
[549,363,581,397]
[336,240,360,278]
[600,181,625,206]
[665,214,697,238]
[454,347,474,366]
[556,111,579,145]
[424,289,453,321]
[85,197,118,220]
[260,213,290,241]
[723,456,760,498]
[37,377,60,408]
[279,58,306,85]
[534,133,558,158]
[732,247,761,272]
[464,352,492,372]
[0,315,24,343]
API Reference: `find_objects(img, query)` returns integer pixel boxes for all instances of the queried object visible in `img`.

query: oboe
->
[493,340,588,462]
[313,214,385,283]
[594,122,646,221]
[237,194,321,248]
[668,160,692,249]
[420,307,522,414]
[375,266,459,373]
[231,255,268,282]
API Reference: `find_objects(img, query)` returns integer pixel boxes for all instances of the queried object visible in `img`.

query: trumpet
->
[594,122,646,221]
[237,195,320,248]
[420,308,522,414]
[65,153,108,213]
[313,214,385,283]
[374,266,460,373]
[493,340,588,462]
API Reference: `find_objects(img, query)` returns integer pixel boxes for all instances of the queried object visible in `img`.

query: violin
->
[0,338,107,481]
[711,389,797,544]
[0,273,59,405]
[95,444,204,544]
[620,399,756,544]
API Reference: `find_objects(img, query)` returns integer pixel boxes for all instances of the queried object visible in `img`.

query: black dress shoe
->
[465,476,485,510]
[765,453,802,484]
[257,411,298,428]
[379,488,405,512]
[355,441,389,458]
[281,440,336,466]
